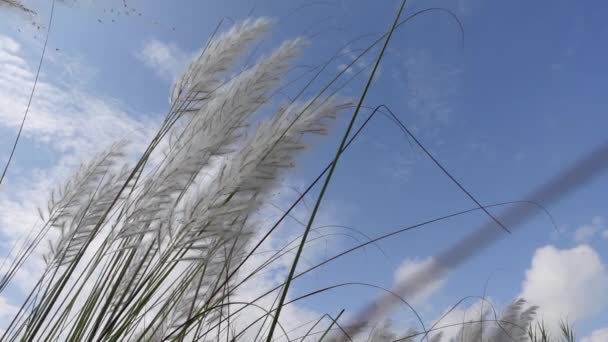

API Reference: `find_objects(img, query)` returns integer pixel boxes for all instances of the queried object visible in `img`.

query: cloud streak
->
[136,39,191,81]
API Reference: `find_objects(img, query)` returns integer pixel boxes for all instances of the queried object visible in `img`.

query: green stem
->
[263,1,409,341]
[318,309,345,342]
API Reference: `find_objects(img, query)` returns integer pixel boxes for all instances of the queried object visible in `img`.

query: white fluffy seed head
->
[43,142,128,267]
[170,17,275,109]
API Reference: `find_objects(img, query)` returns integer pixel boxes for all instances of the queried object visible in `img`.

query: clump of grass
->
[1,3,596,342]
[365,299,579,342]
[0,16,350,341]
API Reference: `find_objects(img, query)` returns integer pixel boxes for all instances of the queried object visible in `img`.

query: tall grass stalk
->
[264,0,409,340]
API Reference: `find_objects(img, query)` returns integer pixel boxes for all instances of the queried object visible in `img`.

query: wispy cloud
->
[400,48,462,129]
[381,151,415,184]
[136,39,191,81]
[582,327,608,342]
[573,216,605,243]
[0,35,156,150]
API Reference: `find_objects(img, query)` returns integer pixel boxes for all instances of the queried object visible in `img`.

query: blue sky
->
[1,0,607,340]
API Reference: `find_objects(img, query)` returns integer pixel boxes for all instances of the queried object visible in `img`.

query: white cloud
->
[0,295,17,320]
[573,216,605,243]
[0,295,18,334]
[0,35,156,151]
[393,257,446,305]
[519,245,608,332]
[0,34,20,54]
[136,39,190,81]
[582,327,608,342]
[574,225,599,243]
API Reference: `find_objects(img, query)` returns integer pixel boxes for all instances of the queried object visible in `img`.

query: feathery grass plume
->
[445,305,492,342]
[0,143,130,340]
[485,299,538,342]
[175,96,346,255]
[558,320,577,342]
[42,142,128,267]
[374,299,539,342]
[454,299,536,342]
[170,17,274,110]
[447,299,536,342]
[0,150,126,291]
[44,164,131,268]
